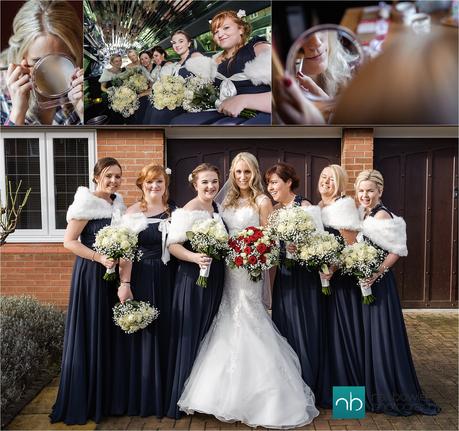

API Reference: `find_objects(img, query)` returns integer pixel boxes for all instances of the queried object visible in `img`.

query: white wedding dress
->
[178,204,319,429]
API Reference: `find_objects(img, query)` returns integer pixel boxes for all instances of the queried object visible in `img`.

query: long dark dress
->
[321,197,365,407]
[142,51,195,125]
[165,203,225,419]
[271,195,328,405]
[50,218,119,425]
[170,37,271,125]
[110,210,177,417]
[362,204,440,416]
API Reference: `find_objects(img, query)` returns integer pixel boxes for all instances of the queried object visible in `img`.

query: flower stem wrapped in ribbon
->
[93,225,142,281]
[339,241,386,304]
[227,226,279,283]
[113,300,159,334]
[268,206,316,267]
[297,231,344,295]
[186,218,229,287]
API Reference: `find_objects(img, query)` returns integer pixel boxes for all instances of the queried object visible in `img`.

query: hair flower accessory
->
[237,9,246,18]
[188,173,193,182]
[165,167,172,175]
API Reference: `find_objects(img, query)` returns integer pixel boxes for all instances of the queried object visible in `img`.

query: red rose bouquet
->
[226,226,279,282]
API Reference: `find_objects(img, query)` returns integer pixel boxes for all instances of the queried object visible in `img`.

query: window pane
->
[4,139,42,229]
[53,138,89,229]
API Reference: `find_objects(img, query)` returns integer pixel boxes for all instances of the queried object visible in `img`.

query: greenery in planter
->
[0,296,65,417]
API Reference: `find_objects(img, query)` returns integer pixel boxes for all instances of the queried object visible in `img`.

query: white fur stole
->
[66,187,126,222]
[116,212,149,234]
[185,56,218,81]
[359,215,408,256]
[302,205,324,232]
[321,197,360,231]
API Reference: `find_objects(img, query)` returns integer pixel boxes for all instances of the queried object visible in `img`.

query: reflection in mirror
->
[287,25,363,102]
[33,54,75,98]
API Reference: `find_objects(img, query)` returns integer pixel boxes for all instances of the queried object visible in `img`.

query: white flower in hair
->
[188,173,193,182]
[237,9,246,18]
[165,167,172,175]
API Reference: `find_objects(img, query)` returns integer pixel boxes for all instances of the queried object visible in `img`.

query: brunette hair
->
[188,163,220,188]
[211,10,251,61]
[151,45,167,59]
[172,30,192,43]
[264,162,299,191]
[136,164,170,213]
[92,157,122,183]
[139,50,152,59]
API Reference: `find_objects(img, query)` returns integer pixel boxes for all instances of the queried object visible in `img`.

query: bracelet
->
[91,251,96,261]
[120,281,130,284]
[379,265,389,275]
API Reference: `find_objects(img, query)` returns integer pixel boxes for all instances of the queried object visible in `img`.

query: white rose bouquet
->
[112,67,149,94]
[186,218,229,287]
[113,300,159,334]
[183,76,219,112]
[150,75,185,110]
[107,86,139,118]
[268,206,317,267]
[297,231,344,295]
[93,225,142,281]
[339,241,386,304]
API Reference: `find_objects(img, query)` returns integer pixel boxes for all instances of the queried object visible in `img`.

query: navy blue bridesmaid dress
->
[271,195,328,405]
[50,189,125,424]
[170,37,271,125]
[361,204,440,416]
[320,196,365,407]
[165,202,225,419]
[110,209,177,417]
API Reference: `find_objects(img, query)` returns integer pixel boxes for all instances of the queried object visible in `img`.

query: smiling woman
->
[0,0,83,126]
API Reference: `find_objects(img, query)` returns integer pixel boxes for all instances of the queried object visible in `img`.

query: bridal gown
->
[178,204,319,429]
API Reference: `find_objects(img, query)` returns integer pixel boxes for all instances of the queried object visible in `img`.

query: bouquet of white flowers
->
[340,241,386,304]
[268,206,317,267]
[297,231,344,295]
[107,86,139,118]
[125,72,149,93]
[183,76,219,112]
[113,300,159,334]
[93,225,142,281]
[150,75,185,110]
[186,218,229,287]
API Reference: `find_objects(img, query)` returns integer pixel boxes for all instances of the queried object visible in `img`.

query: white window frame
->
[1,130,96,242]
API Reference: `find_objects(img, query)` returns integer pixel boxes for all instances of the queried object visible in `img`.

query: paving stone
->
[20,387,59,414]
[7,414,96,430]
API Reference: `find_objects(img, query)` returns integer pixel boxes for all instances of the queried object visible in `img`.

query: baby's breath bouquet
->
[186,218,229,287]
[298,231,344,295]
[183,76,219,112]
[150,75,185,110]
[340,241,386,304]
[107,86,139,118]
[268,206,317,267]
[93,226,142,281]
[125,71,149,93]
[113,300,159,334]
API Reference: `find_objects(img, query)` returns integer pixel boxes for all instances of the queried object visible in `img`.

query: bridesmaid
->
[265,162,327,405]
[165,163,226,419]
[113,165,176,417]
[126,48,140,69]
[355,169,440,416]
[50,158,125,425]
[143,30,203,125]
[318,164,364,407]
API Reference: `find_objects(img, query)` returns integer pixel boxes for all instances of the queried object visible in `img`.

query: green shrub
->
[0,295,65,416]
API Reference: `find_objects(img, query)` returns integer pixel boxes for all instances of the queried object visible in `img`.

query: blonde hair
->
[211,10,251,62]
[318,164,348,198]
[136,164,170,214]
[6,0,82,66]
[354,169,384,193]
[223,152,264,208]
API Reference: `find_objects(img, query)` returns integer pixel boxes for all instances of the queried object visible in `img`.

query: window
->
[0,131,96,242]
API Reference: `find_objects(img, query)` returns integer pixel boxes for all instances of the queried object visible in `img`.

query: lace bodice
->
[221,205,260,236]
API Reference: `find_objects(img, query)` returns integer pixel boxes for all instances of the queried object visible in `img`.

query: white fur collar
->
[159,62,176,77]
[117,212,149,234]
[302,205,324,232]
[66,187,125,222]
[359,215,408,256]
[167,208,224,245]
[243,48,271,86]
[321,197,360,231]
[185,56,218,81]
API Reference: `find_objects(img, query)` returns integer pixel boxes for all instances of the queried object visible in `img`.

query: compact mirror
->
[31,53,76,108]
[286,25,364,107]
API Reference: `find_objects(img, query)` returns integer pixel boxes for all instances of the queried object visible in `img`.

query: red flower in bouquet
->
[244,246,252,254]
[256,243,267,254]
[234,256,244,267]
[248,255,257,265]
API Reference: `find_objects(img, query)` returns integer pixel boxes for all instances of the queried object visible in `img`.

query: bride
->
[178,152,319,428]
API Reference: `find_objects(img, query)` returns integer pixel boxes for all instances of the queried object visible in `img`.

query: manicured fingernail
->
[283,77,292,87]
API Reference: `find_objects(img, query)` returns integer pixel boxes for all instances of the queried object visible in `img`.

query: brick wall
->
[341,128,374,194]
[0,129,165,308]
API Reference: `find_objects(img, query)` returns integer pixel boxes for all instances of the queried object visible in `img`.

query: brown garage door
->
[375,138,458,308]
[167,138,340,207]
